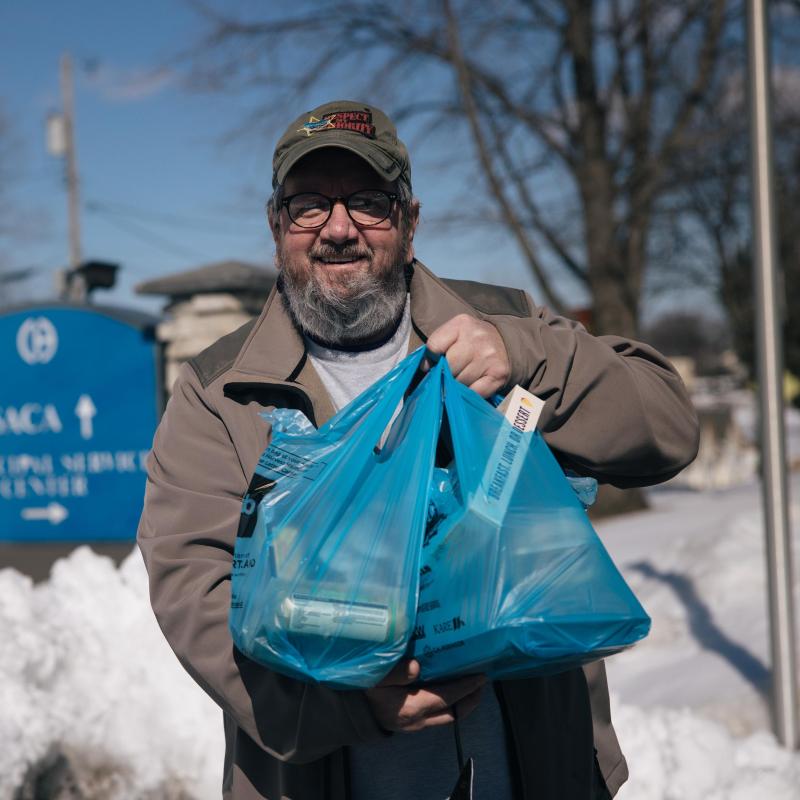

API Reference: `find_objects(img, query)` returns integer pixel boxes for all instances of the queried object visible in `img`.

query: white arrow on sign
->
[74,394,97,440]
[21,502,69,525]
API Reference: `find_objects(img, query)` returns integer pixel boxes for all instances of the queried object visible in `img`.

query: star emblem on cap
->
[298,115,337,136]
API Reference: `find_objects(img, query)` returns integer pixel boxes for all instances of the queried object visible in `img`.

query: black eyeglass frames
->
[281,190,398,228]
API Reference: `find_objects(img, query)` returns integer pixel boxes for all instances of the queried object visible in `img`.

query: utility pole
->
[746,0,799,750]
[60,53,82,271]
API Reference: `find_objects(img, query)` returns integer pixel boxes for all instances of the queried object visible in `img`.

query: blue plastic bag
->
[408,361,651,680]
[230,348,443,688]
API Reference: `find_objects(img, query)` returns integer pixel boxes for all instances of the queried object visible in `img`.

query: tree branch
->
[483,100,588,285]
[442,0,566,310]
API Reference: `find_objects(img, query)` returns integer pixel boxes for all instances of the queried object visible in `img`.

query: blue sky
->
[1,1,277,313]
[1,0,558,317]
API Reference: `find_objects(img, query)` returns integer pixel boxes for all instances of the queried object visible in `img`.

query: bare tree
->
[675,3,800,385]
[179,0,741,337]
[713,144,800,388]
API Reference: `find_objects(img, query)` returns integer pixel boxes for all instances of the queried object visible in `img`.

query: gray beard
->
[279,263,408,347]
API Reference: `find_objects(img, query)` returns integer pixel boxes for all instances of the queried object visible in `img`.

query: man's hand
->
[425,314,511,398]
[365,659,486,733]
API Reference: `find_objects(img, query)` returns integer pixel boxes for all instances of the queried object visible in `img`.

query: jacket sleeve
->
[488,295,700,487]
[136,363,387,765]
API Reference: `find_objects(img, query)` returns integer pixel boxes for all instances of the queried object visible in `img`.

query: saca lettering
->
[0,404,63,435]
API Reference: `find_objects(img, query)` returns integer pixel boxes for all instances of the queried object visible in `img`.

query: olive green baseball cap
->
[272,100,411,187]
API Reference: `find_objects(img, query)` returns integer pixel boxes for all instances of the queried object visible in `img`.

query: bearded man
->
[138,101,699,800]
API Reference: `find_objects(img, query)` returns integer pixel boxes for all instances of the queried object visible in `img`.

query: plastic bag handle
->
[317,345,428,444]
[439,359,481,492]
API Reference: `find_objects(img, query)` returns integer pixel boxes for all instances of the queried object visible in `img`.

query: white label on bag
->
[285,594,390,642]
[469,385,542,524]
[495,385,544,432]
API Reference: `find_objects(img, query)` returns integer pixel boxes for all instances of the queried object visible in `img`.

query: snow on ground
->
[595,472,800,799]
[611,703,799,799]
[597,474,800,735]
[0,547,223,799]
[0,475,799,798]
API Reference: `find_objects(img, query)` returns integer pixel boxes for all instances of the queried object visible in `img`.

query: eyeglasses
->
[281,190,398,228]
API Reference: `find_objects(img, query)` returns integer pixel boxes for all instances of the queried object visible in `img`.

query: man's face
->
[271,149,418,294]
[270,148,419,345]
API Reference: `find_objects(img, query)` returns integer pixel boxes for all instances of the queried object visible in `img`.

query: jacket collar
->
[407,259,481,339]
[227,281,306,383]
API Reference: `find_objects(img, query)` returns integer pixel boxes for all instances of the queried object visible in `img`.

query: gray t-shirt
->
[305,297,413,414]
[304,301,515,799]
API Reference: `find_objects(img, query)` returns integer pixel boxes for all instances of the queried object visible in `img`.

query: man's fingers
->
[366,672,488,733]
[425,315,468,355]
[377,659,420,687]
[450,358,485,386]
[423,674,487,714]
[411,677,486,730]
[425,315,510,396]
[440,346,471,379]
[411,710,457,729]
[450,354,504,396]
[468,375,503,399]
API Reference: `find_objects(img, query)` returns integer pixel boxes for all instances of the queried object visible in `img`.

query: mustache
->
[309,244,372,261]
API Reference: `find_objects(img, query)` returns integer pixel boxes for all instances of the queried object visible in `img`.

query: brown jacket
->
[138,261,699,799]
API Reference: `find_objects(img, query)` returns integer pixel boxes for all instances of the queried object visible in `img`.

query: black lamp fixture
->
[62,260,119,301]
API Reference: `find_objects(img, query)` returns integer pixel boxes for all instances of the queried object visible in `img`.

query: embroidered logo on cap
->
[298,110,376,138]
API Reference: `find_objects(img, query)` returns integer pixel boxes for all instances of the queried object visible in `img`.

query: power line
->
[87,204,207,260]
[85,199,264,235]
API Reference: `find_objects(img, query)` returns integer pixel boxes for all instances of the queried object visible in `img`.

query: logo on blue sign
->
[16,316,59,365]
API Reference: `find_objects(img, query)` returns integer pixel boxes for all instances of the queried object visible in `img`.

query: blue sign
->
[0,305,160,541]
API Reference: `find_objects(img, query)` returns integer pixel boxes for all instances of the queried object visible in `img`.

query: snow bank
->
[0,546,222,799]
[614,700,800,799]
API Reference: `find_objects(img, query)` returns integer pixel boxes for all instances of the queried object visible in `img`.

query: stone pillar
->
[157,293,257,392]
